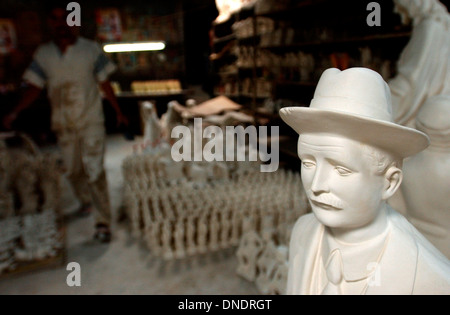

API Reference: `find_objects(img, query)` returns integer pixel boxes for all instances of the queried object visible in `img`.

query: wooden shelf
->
[255,0,327,18]
[115,90,187,98]
[274,81,317,87]
[218,70,239,77]
[261,32,411,51]
[213,33,236,44]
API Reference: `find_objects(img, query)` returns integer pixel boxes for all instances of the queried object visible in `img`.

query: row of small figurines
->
[123,162,301,183]
[122,172,305,202]
[122,156,298,182]
[123,180,304,202]
[136,205,305,245]
[126,194,305,230]
[124,182,306,207]
[124,186,308,224]
[126,192,307,226]
[123,174,304,201]
[122,176,304,198]
[141,210,297,260]
[122,156,237,180]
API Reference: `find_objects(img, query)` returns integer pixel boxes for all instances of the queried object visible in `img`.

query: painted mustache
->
[307,191,345,210]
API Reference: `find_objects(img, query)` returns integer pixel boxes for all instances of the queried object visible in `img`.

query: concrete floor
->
[0,134,260,295]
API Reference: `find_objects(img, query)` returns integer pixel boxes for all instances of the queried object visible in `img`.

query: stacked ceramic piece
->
[15,210,62,262]
[0,135,63,275]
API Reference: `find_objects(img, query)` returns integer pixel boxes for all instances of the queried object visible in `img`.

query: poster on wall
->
[95,8,122,42]
[0,19,17,54]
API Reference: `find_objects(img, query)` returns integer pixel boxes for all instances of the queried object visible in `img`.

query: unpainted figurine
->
[255,241,278,294]
[141,101,162,148]
[174,219,186,259]
[161,221,174,260]
[209,212,220,251]
[186,216,197,256]
[280,67,450,294]
[236,231,264,281]
[197,214,208,254]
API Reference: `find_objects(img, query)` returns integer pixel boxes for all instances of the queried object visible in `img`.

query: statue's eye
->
[302,161,315,169]
[335,166,352,176]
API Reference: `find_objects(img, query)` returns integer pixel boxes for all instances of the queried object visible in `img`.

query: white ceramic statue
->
[280,67,450,295]
[389,0,450,128]
[391,95,450,259]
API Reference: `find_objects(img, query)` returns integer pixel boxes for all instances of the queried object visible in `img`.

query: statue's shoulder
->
[387,209,450,293]
[290,213,321,244]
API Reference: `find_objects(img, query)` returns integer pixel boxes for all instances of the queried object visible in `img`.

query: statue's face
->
[298,134,385,230]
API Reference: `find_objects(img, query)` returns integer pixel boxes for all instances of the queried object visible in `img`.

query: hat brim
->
[280,107,429,158]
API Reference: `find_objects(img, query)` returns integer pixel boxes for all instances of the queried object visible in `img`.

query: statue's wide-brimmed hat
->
[279,68,429,158]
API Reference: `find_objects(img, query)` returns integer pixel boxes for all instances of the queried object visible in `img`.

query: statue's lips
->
[310,199,342,211]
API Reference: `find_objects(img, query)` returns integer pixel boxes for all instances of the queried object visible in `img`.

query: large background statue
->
[389,0,450,127]
[280,68,450,295]
[392,95,450,259]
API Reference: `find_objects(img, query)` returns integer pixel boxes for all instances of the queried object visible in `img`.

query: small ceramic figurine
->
[147,221,161,255]
[255,241,278,294]
[197,214,208,254]
[186,216,197,256]
[160,101,183,144]
[141,101,162,149]
[391,95,450,259]
[161,221,174,260]
[174,218,186,259]
[230,211,242,245]
[280,67,450,294]
[236,231,264,282]
[209,212,220,251]
[389,0,450,128]
[220,210,231,248]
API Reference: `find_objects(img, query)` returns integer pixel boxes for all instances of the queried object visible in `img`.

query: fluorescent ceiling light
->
[103,41,166,53]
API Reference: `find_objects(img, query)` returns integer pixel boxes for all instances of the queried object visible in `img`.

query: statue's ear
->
[382,166,403,200]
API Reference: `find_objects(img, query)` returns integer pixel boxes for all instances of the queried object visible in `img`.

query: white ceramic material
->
[280,67,450,295]
[393,95,450,259]
[389,0,450,128]
[236,231,264,281]
[122,149,309,261]
[141,101,162,148]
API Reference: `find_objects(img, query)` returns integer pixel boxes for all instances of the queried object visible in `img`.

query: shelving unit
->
[209,0,414,165]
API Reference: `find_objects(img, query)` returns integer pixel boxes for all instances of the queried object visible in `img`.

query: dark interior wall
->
[0,0,187,87]
[0,0,191,143]
[182,0,218,93]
